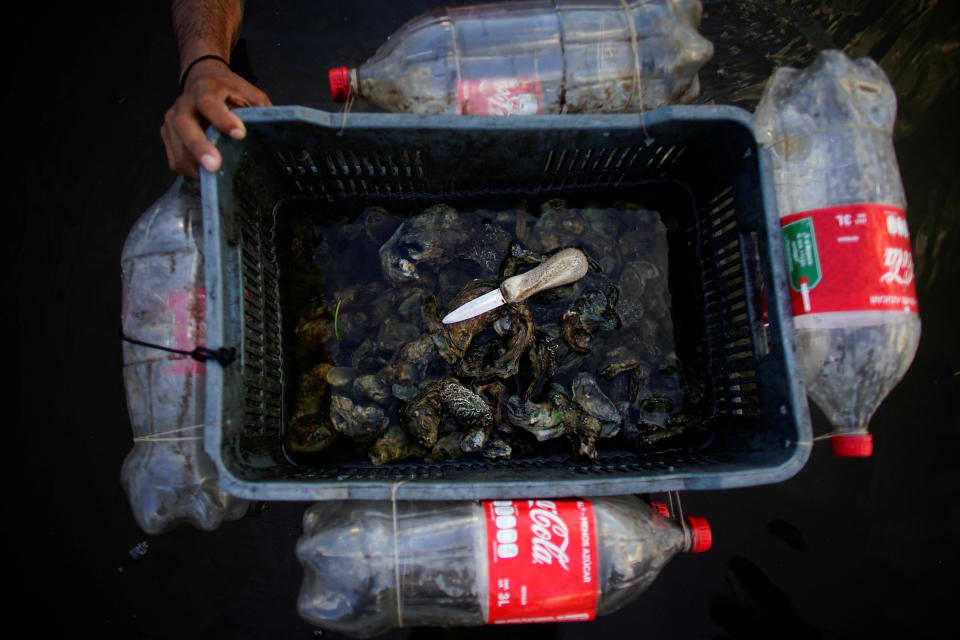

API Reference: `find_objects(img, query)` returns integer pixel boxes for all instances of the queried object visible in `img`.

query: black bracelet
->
[178,54,230,94]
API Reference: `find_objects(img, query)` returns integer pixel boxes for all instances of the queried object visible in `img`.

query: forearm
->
[171,0,245,72]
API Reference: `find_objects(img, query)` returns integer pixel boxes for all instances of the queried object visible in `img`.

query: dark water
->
[6,0,958,637]
[278,195,702,467]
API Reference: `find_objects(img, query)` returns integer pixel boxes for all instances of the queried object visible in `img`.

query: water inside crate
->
[273,191,715,467]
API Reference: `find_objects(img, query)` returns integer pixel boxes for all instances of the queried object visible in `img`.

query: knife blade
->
[441,248,590,324]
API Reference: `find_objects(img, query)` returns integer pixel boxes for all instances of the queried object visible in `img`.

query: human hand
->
[161,57,272,179]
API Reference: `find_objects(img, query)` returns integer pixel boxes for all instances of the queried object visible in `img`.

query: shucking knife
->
[441,248,590,324]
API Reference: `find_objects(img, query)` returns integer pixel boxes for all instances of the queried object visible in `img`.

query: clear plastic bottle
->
[296,496,710,637]
[754,50,921,457]
[328,0,712,115]
[120,177,250,533]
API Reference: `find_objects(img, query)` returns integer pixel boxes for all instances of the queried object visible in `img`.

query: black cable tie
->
[190,346,238,366]
[120,328,237,367]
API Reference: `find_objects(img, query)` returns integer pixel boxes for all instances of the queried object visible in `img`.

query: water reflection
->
[710,555,835,639]
[698,0,960,302]
[766,518,808,553]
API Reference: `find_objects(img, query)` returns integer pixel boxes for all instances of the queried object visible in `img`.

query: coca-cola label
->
[458,77,544,115]
[780,204,918,315]
[484,500,598,624]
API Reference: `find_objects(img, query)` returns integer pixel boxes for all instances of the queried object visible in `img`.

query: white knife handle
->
[500,248,590,304]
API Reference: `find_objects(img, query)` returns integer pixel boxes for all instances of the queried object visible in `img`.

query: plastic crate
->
[201,105,811,501]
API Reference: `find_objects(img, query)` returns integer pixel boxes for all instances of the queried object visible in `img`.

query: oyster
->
[597,347,648,379]
[400,379,448,447]
[547,384,602,460]
[621,261,672,333]
[325,366,356,388]
[376,316,420,354]
[294,305,332,360]
[476,380,511,433]
[286,363,336,455]
[659,353,707,408]
[379,204,509,286]
[503,382,601,459]
[518,330,561,401]
[498,241,548,279]
[561,287,621,354]
[425,281,536,381]
[423,281,499,364]
[379,335,440,386]
[391,383,421,402]
[428,432,467,462]
[503,394,566,442]
[396,289,427,325]
[616,206,669,268]
[481,432,513,460]
[285,419,336,455]
[456,304,536,380]
[624,409,714,451]
[459,216,515,273]
[350,338,388,374]
[571,372,622,438]
[598,347,652,404]
[369,424,427,464]
[622,396,674,449]
[352,374,392,406]
[437,381,495,452]
[400,378,494,451]
[526,201,587,251]
[329,395,390,446]
[639,396,673,428]
[332,281,398,345]
[580,208,623,273]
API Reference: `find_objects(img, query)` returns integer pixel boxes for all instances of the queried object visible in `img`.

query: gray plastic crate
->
[201,105,811,501]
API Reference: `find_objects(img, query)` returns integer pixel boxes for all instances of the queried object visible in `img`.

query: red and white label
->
[780,204,918,316]
[458,77,544,115]
[484,499,598,624]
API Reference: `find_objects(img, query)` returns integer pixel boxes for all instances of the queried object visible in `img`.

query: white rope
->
[619,0,649,139]
[132,423,208,443]
[337,93,355,137]
[669,490,684,522]
[794,431,848,446]
[619,0,643,110]
[391,480,409,628]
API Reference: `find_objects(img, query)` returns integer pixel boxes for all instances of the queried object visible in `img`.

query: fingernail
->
[200,154,219,172]
[230,127,245,139]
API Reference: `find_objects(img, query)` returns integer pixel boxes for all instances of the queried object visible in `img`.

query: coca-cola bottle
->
[328,0,712,115]
[296,496,710,636]
[120,178,250,533]
[754,50,921,457]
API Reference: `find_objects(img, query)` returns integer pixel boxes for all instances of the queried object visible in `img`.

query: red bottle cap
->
[329,67,350,102]
[831,433,873,457]
[650,500,671,518]
[684,516,712,553]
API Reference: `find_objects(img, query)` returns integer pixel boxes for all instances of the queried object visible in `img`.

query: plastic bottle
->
[754,50,921,457]
[328,0,713,115]
[296,496,710,636]
[120,177,250,534]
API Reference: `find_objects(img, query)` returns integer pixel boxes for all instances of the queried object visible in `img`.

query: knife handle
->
[500,248,590,304]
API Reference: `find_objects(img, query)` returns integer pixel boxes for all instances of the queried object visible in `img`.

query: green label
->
[782,217,822,291]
